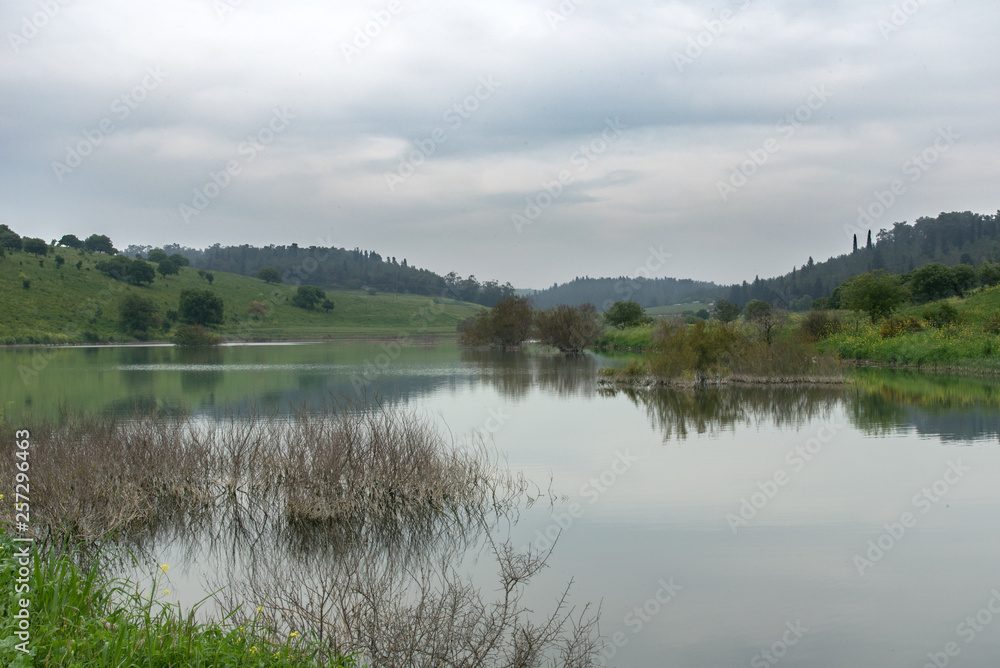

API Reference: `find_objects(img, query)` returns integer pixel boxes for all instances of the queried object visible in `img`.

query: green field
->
[643,302,709,317]
[0,248,483,344]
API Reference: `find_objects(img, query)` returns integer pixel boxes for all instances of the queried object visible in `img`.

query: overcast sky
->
[2,0,997,288]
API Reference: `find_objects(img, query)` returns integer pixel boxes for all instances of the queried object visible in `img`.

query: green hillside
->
[0,248,483,344]
[818,285,1000,371]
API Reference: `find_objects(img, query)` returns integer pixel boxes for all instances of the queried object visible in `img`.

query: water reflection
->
[461,347,599,398]
[601,385,842,440]
[601,370,1000,444]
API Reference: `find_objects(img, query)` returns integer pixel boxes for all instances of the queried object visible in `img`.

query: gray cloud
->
[2,0,997,288]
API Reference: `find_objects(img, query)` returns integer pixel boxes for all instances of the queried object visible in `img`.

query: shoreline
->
[0,333,458,349]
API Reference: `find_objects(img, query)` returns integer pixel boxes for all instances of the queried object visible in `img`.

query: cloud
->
[1,0,998,287]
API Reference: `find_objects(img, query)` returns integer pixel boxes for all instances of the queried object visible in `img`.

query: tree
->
[866,230,873,250]
[118,294,160,336]
[168,253,190,267]
[179,288,224,326]
[322,299,335,312]
[205,272,214,284]
[0,225,22,251]
[534,303,604,352]
[908,263,955,302]
[742,299,785,344]
[83,234,115,254]
[853,234,858,254]
[128,260,156,285]
[157,258,181,278]
[712,299,741,323]
[95,255,153,285]
[458,295,533,349]
[22,237,48,256]
[951,264,978,297]
[147,248,168,262]
[840,270,908,323]
[257,266,282,284]
[604,300,646,329]
[58,234,83,249]
[55,255,65,268]
[979,261,1000,287]
[291,285,327,310]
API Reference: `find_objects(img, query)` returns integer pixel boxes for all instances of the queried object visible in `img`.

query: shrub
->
[984,311,1000,336]
[291,285,327,310]
[922,302,959,328]
[174,324,221,346]
[879,315,922,339]
[458,296,533,349]
[534,303,604,352]
[247,301,268,319]
[798,311,842,341]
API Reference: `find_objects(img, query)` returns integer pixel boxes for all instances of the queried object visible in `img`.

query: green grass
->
[593,325,654,350]
[818,286,1000,371]
[0,249,483,344]
[0,527,354,667]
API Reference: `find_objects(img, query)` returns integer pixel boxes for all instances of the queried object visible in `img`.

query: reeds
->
[12,399,524,548]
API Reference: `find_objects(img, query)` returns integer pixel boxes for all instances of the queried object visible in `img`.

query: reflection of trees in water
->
[602,385,845,441]
[849,370,1000,441]
[605,371,1000,443]
[461,348,599,399]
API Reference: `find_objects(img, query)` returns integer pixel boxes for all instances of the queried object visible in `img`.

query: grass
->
[0,248,482,344]
[643,303,709,317]
[593,324,654,351]
[0,527,355,667]
[818,285,1000,371]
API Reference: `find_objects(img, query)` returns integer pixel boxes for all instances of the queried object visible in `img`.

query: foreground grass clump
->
[0,528,354,667]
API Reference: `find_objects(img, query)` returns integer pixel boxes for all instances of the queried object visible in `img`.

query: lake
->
[5,340,1000,667]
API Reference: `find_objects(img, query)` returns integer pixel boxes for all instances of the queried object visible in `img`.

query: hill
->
[0,247,483,344]
[527,276,724,310]
[525,210,1000,311]
[725,210,1000,308]
[127,242,515,308]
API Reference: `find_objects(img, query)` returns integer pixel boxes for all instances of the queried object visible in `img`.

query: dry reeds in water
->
[10,400,524,547]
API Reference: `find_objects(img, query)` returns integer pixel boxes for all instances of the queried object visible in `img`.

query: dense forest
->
[528,275,723,310]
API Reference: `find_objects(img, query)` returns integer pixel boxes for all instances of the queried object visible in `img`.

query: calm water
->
[5,341,1000,667]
